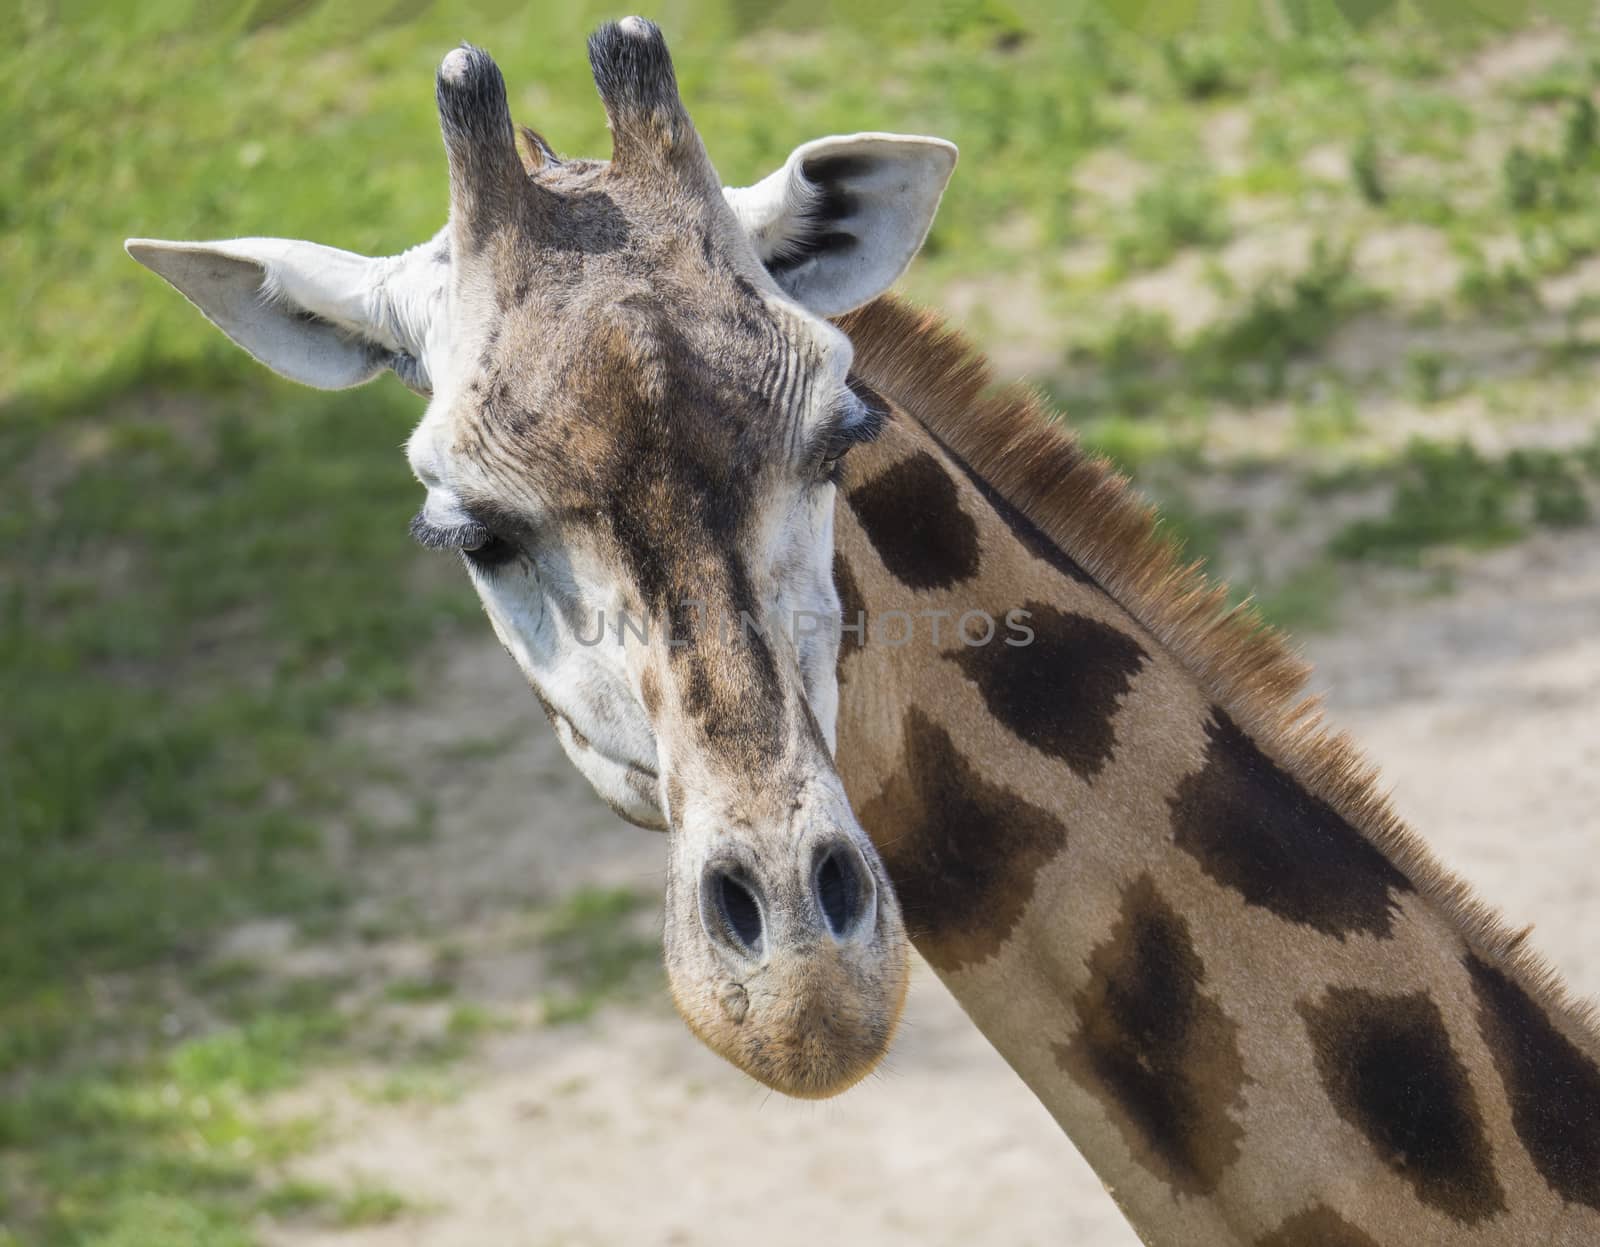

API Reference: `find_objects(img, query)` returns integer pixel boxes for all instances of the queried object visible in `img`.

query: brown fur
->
[835,294,1600,1060]
[1256,1206,1383,1247]
[669,925,910,1100]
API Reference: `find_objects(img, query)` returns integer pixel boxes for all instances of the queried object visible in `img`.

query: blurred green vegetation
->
[1327,437,1600,561]
[5,2,1600,1242]
[538,886,664,1024]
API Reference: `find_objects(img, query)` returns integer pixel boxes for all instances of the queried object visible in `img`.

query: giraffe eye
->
[814,383,886,480]
[461,530,520,570]
[409,511,518,569]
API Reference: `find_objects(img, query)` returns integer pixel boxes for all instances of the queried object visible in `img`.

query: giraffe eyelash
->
[813,380,889,475]
[409,510,490,552]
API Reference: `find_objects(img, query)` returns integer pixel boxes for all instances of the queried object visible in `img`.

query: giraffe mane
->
[836,293,1600,1051]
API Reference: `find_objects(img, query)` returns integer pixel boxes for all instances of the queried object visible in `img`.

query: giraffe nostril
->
[703,867,765,958]
[814,841,873,940]
[719,875,763,950]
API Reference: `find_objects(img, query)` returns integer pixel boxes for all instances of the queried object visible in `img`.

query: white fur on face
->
[765,473,845,753]
[468,543,668,828]
[447,465,848,833]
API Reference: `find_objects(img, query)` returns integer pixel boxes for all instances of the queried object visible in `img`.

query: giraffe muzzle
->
[670,824,909,1100]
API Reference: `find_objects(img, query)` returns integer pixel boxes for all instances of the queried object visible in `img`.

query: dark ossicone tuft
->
[587,18,682,121]
[585,18,717,189]
[435,44,514,152]
[436,43,529,244]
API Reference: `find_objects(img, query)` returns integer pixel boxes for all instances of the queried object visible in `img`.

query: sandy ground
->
[260,529,1600,1247]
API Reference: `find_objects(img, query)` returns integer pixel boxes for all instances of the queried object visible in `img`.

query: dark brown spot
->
[1056,875,1247,1195]
[1170,710,1413,939]
[1255,1206,1381,1247]
[1465,953,1600,1210]
[1299,987,1505,1222]
[949,602,1147,780]
[832,551,867,675]
[847,451,980,591]
[922,426,1099,587]
[857,709,1066,972]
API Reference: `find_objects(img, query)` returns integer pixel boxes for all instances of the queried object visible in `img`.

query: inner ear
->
[765,152,873,278]
[727,133,957,318]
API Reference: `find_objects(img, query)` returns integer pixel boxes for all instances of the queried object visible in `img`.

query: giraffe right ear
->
[124,234,446,393]
[724,133,957,318]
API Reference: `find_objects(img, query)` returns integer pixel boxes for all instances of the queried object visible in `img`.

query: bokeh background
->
[5,2,1600,1244]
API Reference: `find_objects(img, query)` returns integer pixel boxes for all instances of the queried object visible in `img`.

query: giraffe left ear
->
[125,232,447,393]
[725,133,957,317]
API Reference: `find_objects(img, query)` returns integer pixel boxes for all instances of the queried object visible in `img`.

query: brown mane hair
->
[836,293,1600,1048]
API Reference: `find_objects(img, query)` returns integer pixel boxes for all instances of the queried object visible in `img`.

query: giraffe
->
[122,20,1600,1246]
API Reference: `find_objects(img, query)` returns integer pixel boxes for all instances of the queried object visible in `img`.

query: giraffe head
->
[125,19,955,1098]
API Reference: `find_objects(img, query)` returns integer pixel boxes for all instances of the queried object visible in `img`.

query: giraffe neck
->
[830,298,1600,1247]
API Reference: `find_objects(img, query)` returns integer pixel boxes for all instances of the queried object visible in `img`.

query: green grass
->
[0,4,1315,403]
[1252,562,1345,633]
[333,1182,416,1228]
[1059,240,1379,418]
[1112,172,1229,272]
[0,978,342,1246]
[6,4,1600,1242]
[257,1178,339,1219]
[538,887,663,1025]
[256,1175,417,1229]
[1292,387,1366,450]
[1,386,470,987]
[0,376,475,1241]
[1456,250,1540,312]
[383,975,457,1004]
[1350,132,1388,206]
[1194,240,1379,399]
[1329,437,1600,564]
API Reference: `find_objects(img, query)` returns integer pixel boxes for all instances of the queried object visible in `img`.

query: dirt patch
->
[1074,147,1150,206]
[1453,27,1571,92]
[939,268,1065,381]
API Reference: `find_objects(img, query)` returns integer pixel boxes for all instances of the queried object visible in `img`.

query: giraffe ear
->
[124,234,445,393]
[724,133,957,317]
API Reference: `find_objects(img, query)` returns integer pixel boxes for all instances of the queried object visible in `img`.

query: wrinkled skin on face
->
[127,20,955,1098]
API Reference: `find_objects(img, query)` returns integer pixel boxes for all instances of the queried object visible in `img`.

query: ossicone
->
[436,43,528,243]
[587,17,714,187]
